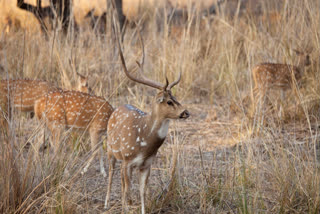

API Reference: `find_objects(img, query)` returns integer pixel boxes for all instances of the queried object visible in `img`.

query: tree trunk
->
[114,0,126,32]
[17,0,72,34]
[52,0,71,31]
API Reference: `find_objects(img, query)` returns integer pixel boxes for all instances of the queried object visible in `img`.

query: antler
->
[113,15,165,90]
[135,34,181,91]
[167,72,181,90]
[112,8,181,91]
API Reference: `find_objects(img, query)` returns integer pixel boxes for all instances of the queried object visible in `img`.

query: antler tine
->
[168,72,182,90]
[135,29,145,77]
[164,77,169,90]
[137,29,145,68]
[116,38,164,90]
[134,30,166,90]
[111,4,165,90]
[111,0,134,86]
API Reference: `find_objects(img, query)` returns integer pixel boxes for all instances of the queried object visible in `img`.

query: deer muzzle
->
[179,110,190,119]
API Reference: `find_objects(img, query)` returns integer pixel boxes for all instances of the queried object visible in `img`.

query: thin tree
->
[17,0,72,34]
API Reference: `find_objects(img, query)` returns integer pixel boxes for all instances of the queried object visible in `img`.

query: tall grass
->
[0,0,320,213]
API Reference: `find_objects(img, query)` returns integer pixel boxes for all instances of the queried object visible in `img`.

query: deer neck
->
[297,57,309,72]
[139,111,170,153]
[150,109,170,136]
[294,63,305,79]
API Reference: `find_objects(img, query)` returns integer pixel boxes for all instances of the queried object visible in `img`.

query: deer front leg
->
[139,167,151,214]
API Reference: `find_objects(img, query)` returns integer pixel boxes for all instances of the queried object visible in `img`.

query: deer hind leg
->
[251,87,259,118]
[104,154,116,209]
[251,87,267,134]
[82,130,106,177]
[127,165,133,205]
[120,164,125,213]
[0,100,11,140]
[48,123,64,155]
[139,167,151,214]
[121,162,132,213]
[36,118,54,154]
[277,89,286,119]
[0,115,9,140]
[99,146,107,177]
[0,105,9,139]
[252,87,264,119]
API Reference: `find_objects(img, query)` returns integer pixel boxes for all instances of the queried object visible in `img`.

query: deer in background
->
[3,16,22,34]
[252,49,312,116]
[0,79,60,136]
[84,9,107,34]
[34,89,113,177]
[75,71,93,94]
[0,77,93,136]
[104,30,190,214]
[69,57,94,94]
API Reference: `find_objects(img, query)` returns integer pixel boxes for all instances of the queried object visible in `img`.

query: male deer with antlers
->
[104,31,190,214]
[252,49,311,115]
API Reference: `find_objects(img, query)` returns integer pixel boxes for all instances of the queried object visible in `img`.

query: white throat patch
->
[157,119,170,139]
[129,153,144,168]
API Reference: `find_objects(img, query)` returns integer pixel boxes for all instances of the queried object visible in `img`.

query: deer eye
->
[167,100,174,106]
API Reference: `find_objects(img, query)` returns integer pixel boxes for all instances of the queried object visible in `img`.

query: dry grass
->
[1,0,320,213]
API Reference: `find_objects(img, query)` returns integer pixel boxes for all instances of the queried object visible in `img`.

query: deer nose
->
[180,110,190,119]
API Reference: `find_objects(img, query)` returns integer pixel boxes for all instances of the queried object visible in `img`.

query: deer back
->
[252,63,301,90]
[35,90,113,131]
[0,79,59,112]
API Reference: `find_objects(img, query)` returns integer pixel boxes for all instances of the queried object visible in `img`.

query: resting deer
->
[104,33,190,214]
[252,49,311,115]
[34,90,113,177]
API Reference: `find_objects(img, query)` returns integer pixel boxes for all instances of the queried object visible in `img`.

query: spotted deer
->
[3,16,21,34]
[0,79,60,135]
[104,32,190,214]
[0,77,93,136]
[34,90,113,177]
[252,49,311,114]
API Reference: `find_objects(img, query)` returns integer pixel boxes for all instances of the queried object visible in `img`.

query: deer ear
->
[81,80,87,87]
[156,95,165,103]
